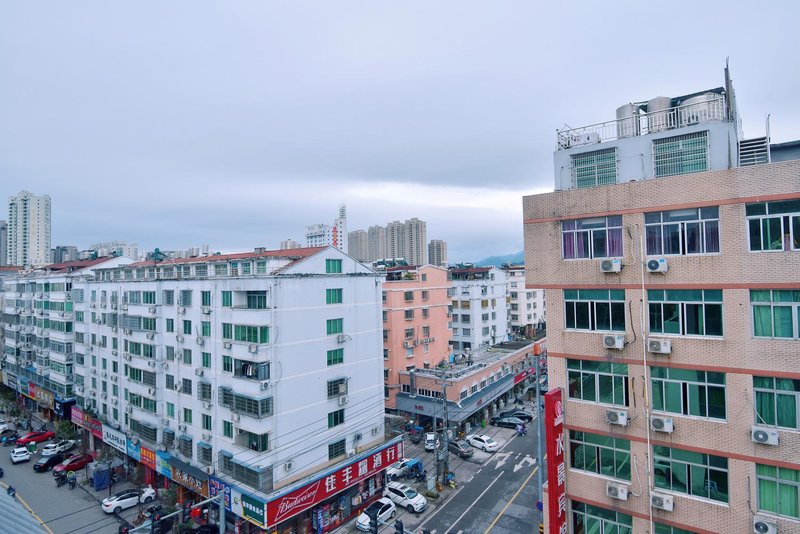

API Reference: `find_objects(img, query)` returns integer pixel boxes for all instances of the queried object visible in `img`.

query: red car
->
[15,431,56,446]
[53,453,94,474]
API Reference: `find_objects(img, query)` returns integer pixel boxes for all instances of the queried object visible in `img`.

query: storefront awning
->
[167,456,209,482]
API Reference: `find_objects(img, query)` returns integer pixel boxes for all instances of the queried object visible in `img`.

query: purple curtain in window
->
[563,233,575,259]
[575,232,588,258]
[705,221,720,253]
[607,228,623,257]
[646,226,662,255]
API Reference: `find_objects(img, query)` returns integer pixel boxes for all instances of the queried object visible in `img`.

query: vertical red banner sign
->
[544,388,567,534]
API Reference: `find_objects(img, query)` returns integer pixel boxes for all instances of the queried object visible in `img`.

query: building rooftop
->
[412,339,538,381]
[127,246,325,268]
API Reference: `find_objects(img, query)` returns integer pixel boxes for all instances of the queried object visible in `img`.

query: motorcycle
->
[55,473,67,487]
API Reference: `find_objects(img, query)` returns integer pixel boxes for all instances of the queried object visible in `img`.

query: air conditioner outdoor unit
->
[650,491,674,512]
[124,329,132,335]
[753,516,778,533]
[112,327,118,333]
[100,371,107,378]
[174,384,182,392]
[650,416,674,433]
[91,368,97,375]
[338,395,349,406]
[203,401,212,410]
[196,337,204,346]
[178,424,187,433]
[372,426,380,436]
[161,418,170,427]
[202,307,211,315]
[111,375,118,382]
[603,334,625,350]
[606,481,629,501]
[606,409,629,426]
[101,392,107,399]
[125,406,133,414]
[195,368,204,377]
[123,354,132,361]
[751,425,779,446]
[146,333,155,340]
[259,381,270,391]
[648,338,672,354]
[112,398,118,405]
[112,349,118,356]
[337,334,348,343]
[147,360,156,368]
[148,306,156,314]
[176,334,184,342]
[248,344,258,353]
[177,307,185,314]
[353,432,362,441]
[121,304,128,311]
[346,449,356,458]
[223,342,232,349]
[647,258,668,273]
[284,461,293,472]
[202,433,213,442]
[111,303,117,309]
[600,259,622,273]
[231,414,240,423]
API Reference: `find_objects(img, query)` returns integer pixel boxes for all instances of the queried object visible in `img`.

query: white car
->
[10,447,31,464]
[41,440,76,457]
[424,432,439,452]
[385,458,414,481]
[0,419,8,433]
[101,486,157,514]
[384,481,428,513]
[466,434,499,452]
[355,497,396,531]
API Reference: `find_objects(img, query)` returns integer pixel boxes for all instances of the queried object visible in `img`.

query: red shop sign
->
[544,388,567,534]
[71,406,84,427]
[140,446,156,470]
[266,441,403,527]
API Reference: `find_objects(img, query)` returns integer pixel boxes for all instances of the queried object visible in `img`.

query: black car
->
[490,416,526,429]
[497,410,534,423]
[447,440,474,458]
[33,453,66,472]
[2,432,20,446]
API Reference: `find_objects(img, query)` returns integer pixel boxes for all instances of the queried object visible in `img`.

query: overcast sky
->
[1,2,798,262]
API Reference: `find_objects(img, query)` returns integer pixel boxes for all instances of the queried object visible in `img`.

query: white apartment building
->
[76,246,386,521]
[305,205,348,253]
[448,266,509,354]
[7,190,52,267]
[502,265,546,336]
[90,241,139,260]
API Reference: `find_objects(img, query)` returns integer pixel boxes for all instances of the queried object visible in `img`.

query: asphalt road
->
[415,413,545,534]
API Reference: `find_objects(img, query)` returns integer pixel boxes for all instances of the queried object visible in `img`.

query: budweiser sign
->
[266,440,402,527]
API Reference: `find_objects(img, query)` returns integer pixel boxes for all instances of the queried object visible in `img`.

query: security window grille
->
[182,378,192,395]
[327,318,343,335]
[404,291,414,301]
[129,419,158,443]
[562,216,623,259]
[753,376,799,430]
[564,289,625,332]
[567,359,629,406]
[166,374,175,390]
[645,207,720,255]
[651,367,726,419]
[328,439,346,460]
[653,445,728,503]
[327,348,344,366]
[653,131,708,178]
[198,443,213,465]
[571,502,632,534]
[756,464,800,519]
[569,430,631,481]
[162,428,175,448]
[571,148,617,189]
[162,290,174,305]
[179,435,193,457]
[179,290,192,306]
[747,200,800,251]
[404,309,414,320]
[326,289,343,305]
[648,289,723,337]
[752,290,800,339]
[327,378,348,398]
[143,292,156,305]
[215,264,227,276]
[328,409,345,428]
[198,382,212,401]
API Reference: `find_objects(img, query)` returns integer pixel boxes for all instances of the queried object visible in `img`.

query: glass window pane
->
[755,391,776,426]
[568,371,582,399]
[582,373,597,402]
[704,220,720,253]
[575,302,590,330]
[749,219,763,251]
[691,465,709,498]
[664,223,681,254]
[599,448,615,477]
[707,386,727,420]
[598,374,613,404]
[684,303,704,335]
[646,225,662,255]
[665,382,682,413]
[685,222,702,254]
[776,394,798,428]
[663,303,681,334]
[565,302,576,329]
[764,217,784,250]
[595,302,611,331]
[759,479,779,514]
[592,229,607,258]
[773,306,794,338]
[649,304,663,333]
[611,302,626,331]
[753,306,773,337]
[705,304,723,336]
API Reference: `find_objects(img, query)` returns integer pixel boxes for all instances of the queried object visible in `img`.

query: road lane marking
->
[483,465,539,534]
[441,472,503,534]
[494,452,511,470]
[513,455,537,473]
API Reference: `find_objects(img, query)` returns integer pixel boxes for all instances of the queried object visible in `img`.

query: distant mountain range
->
[472,250,524,268]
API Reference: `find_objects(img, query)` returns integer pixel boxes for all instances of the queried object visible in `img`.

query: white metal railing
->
[556,96,727,149]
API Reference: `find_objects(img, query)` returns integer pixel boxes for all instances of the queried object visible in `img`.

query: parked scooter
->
[67,471,77,490]
[55,472,67,488]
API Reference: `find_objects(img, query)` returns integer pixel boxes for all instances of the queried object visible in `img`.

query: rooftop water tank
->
[647,97,673,133]
[616,103,640,138]
[678,92,724,126]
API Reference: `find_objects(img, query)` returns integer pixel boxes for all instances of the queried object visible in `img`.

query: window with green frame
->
[201,321,211,337]
[654,524,697,534]
[183,320,192,335]
[202,414,212,431]
[183,408,193,425]
[753,376,799,430]
[222,291,232,307]
[327,318,343,335]
[202,352,211,369]
[166,402,175,418]
[222,323,232,339]
[166,318,174,333]
[569,430,631,480]
[327,348,344,366]
[653,445,728,503]
[327,409,345,428]
[223,420,233,438]
[751,290,800,339]
[746,199,800,252]
[651,367,726,420]
[571,501,631,534]
[222,355,233,373]
[326,288,343,304]
[648,289,723,337]
[653,131,708,178]
[325,259,342,274]
[567,359,628,406]
[202,291,211,307]
[757,463,799,519]
[563,289,625,331]
[571,148,617,189]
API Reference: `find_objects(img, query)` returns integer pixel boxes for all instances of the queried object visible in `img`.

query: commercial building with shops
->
[382,265,452,413]
[525,68,800,533]
[394,338,546,435]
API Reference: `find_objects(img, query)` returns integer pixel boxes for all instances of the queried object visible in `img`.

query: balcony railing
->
[556,95,727,149]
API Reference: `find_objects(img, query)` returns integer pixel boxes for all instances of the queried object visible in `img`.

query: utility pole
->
[441,380,450,486]
[535,353,544,530]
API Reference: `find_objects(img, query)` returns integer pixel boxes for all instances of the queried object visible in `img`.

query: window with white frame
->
[567,359,628,406]
[756,464,800,519]
[564,289,625,332]
[653,445,728,503]
[562,216,623,260]
[571,148,617,189]
[569,430,631,480]
[645,207,720,255]
[571,502,632,534]
[653,131,708,178]
[648,289,722,337]
[747,199,800,252]
[651,367,726,419]
[751,289,800,339]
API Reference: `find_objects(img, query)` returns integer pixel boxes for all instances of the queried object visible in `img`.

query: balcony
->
[556,94,727,149]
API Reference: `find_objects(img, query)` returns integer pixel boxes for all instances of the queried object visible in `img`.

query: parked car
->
[490,416,526,429]
[384,481,428,513]
[102,486,157,514]
[42,440,76,457]
[355,498,396,531]
[15,430,55,446]
[385,458,415,481]
[53,453,94,474]
[10,447,31,464]
[0,419,9,433]
[497,410,534,423]
[1,432,20,446]
[34,453,67,472]
[424,432,439,452]
[466,434,499,452]
[448,440,474,458]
